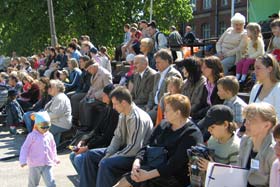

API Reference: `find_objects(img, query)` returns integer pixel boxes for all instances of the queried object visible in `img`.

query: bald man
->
[131,55,156,108]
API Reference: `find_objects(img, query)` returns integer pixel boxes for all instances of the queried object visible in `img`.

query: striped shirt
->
[208,134,240,165]
[106,103,153,157]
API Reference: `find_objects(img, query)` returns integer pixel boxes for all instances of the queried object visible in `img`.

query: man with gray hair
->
[131,54,156,108]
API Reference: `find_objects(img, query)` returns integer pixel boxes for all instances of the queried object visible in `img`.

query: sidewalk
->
[0,124,79,187]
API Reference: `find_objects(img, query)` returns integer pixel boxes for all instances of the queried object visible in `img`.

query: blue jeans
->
[23,111,34,133]
[69,151,85,175]
[28,166,56,187]
[221,56,236,75]
[79,148,134,187]
[49,125,68,146]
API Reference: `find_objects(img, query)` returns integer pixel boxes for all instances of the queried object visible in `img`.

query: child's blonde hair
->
[246,22,262,50]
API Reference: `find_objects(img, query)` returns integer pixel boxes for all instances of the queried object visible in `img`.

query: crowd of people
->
[0,12,278,187]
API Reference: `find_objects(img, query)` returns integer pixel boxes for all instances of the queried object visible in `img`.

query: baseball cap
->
[198,105,234,129]
[90,47,98,54]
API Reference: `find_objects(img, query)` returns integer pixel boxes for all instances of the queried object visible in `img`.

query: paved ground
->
[0,124,79,187]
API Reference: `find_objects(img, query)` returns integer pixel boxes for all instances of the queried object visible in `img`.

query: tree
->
[0,0,193,56]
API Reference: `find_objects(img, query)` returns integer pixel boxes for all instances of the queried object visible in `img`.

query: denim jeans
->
[49,124,68,146]
[28,166,56,187]
[23,111,34,133]
[69,151,85,175]
[221,56,236,75]
[79,148,134,187]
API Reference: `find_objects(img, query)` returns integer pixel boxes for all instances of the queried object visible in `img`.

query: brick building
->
[186,0,248,39]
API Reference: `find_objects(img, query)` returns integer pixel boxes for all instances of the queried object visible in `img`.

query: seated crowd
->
[2,14,280,187]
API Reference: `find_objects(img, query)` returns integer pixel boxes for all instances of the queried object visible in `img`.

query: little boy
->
[217,76,247,127]
[6,89,24,134]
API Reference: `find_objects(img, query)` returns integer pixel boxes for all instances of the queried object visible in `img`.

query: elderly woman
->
[64,58,82,92]
[114,94,203,187]
[238,102,277,186]
[140,38,155,69]
[216,13,248,75]
[45,79,72,145]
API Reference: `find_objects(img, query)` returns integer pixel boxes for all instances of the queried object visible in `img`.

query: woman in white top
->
[45,79,72,145]
[216,13,248,75]
[249,54,280,120]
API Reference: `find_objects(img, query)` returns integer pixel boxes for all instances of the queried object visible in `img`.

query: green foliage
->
[0,0,192,56]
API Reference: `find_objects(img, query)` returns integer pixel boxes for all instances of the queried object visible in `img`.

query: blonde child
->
[236,23,265,83]
[267,18,280,61]
[19,111,59,187]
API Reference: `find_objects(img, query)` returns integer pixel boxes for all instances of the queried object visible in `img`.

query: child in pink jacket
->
[19,111,59,187]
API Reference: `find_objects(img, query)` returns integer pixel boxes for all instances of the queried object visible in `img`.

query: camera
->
[187,144,215,187]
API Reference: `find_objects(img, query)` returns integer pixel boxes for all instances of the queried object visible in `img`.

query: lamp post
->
[231,0,235,17]
[47,0,58,47]
[149,0,153,22]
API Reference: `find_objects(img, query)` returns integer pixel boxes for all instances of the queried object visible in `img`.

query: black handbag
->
[144,146,168,169]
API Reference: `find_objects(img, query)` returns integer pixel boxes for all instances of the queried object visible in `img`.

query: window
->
[221,0,228,6]
[202,24,211,38]
[190,0,196,11]
[203,0,212,9]
[219,22,227,36]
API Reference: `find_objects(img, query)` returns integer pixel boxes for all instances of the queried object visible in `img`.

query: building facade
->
[187,0,248,39]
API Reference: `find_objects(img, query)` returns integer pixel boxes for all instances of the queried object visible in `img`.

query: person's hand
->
[131,169,150,183]
[198,157,213,171]
[21,164,27,168]
[217,53,224,60]
[75,146,88,155]
[131,159,141,177]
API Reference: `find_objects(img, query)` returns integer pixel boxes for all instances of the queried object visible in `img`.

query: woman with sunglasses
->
[19,111,59,187]
[249,54,280,120]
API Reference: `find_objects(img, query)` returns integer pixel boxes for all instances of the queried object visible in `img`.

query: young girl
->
[156,76,183,125]
[270,124,280,186]
[236,22,265,83]
[19,111,59,187]
[198,105,240,170]
[267,19,280,61]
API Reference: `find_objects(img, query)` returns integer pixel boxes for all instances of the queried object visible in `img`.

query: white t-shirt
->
[249,82,280,121]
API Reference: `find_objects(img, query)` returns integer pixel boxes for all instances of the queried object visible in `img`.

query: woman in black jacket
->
[114,94,203,187]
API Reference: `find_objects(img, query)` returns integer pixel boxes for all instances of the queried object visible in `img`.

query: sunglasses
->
[39,125,50,130]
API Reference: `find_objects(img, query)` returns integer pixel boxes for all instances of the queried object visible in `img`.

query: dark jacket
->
[6,99,24,126]
[81,105,119,149]
[136,120,203,186]
[131,67,156,107]
[76,69,91,93]
[20,83,40,105]
[65,68,82,92]
[181,76,208,121]
[31,94,52,112]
